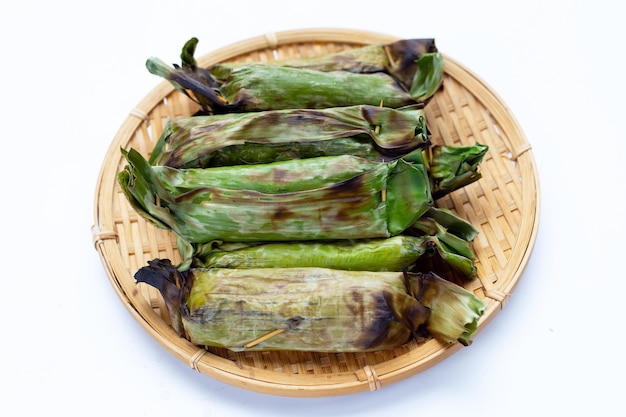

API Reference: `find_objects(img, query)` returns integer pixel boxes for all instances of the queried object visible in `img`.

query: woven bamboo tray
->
[92,28,540,397]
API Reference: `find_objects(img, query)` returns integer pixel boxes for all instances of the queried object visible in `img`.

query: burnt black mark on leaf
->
[287,316,304,329]
[354,291,396,350]
[271,168,290,184]
[271,206,294,222]
[326,173,367,197]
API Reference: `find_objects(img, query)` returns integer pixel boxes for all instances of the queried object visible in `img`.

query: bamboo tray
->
[92,28,540,397]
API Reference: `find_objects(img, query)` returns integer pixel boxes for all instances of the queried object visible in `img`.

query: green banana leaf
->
[146,37,444,114]
[180,235,437,271]
[148,104,429,168]
[206,38,438,89]
[402,143,489,199]
[430,143,489,198]
[410,207,478,278]
[119,148,433,243]
[134,259,486,351]
[153,155,381,196]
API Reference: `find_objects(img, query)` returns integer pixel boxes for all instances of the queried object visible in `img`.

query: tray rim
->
[92,27,540,397]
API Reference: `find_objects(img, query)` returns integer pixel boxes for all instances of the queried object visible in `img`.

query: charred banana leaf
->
[429,143,489,199]
[181,235,437,272]
[146,37,444,113]
[402,143,489,199]
[412,227,474,278]
[153,155,382,196]
[148,104,429,168]
[178,230,477,278]
[413,271,486,345]
[419,206,479,242]
[118,149,433,243]
[134,259,485,351]
[206,38,438,89]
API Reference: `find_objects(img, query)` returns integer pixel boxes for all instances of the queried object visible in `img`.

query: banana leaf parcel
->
[177,230,477,279]
[134,259,486,352]
[153,154,382,196]
[183,235,437,272]
[204,38,438,88]
[148,104,429,168]
[146,37,444,114]
[119,149,433,243]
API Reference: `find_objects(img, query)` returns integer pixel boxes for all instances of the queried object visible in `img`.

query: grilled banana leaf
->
[181,235,437,271]
[119,149,433,243]
[429,143,489,199]
[153,154,381,196]
[206,38,438,89]
[134,259,486,351]
[402,143,489,199]
[148,104,429,168]
[408,207,479,278]
[177,230,477,278]
[146,37,444,113]
[420,206,479,241]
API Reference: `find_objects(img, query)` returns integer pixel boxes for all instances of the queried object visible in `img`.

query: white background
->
[2,1,624,415]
